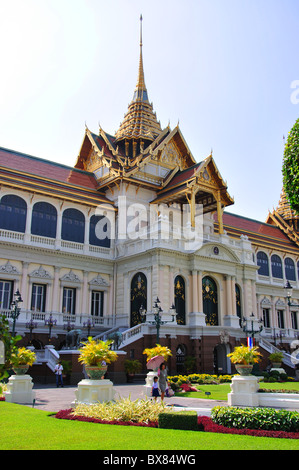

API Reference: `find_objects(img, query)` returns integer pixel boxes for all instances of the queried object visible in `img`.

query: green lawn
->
[177,382,299,401]
[0,402,298,450]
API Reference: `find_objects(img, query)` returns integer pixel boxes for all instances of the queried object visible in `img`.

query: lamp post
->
[26,317,38,345]
[241,312,263,349]
[284,280,299,307]
[83,318,95,337]
[10,289,23,336]
[44,314,57,343]
[139,297,177,344]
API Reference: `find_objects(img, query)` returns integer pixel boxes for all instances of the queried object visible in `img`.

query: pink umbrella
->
[146,355,165,370]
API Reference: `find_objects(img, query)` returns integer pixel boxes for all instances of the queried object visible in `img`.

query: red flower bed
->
[197,416,299,440]
[55,409,299,439]
[55,409,158,427]
[179,384,198,392]
[0,397,5,401]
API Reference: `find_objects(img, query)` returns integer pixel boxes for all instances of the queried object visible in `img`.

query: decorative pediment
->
[0,261,20,275]
[60,270,81,284]
[89,274,109,287]
[29,265,52,280]
[196,242,241,263]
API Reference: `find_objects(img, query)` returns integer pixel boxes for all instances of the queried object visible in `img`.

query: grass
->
[1,402,299,450]
[176,381,299,401]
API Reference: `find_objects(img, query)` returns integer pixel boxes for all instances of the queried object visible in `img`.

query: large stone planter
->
[235,364,253,376]
[13,364,29,375]
[228,375,259,407]
[144,371,156,398]
[85,365,107,380]
[73,379,115,406]
[4,374,35,404]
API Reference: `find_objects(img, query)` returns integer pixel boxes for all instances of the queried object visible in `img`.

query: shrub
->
[211,406,299,432]
[72,397,171,424]
[158,410,198,431]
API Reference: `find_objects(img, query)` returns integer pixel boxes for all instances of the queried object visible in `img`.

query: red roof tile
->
[0,147,98,190]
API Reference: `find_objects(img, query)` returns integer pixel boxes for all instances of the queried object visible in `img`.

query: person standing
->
[152,376,159,401]
[54,360,64,388]
[158,363,168,401]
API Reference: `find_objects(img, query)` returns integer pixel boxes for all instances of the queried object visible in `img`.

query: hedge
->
[158,410,198,431]
[211,406,299,432]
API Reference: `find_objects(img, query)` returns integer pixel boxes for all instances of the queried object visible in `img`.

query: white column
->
[192,270,198,312]
[81,271,88,315]
[52,267,60,313]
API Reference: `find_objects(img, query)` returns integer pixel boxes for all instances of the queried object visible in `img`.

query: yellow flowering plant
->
[78,337,118,366]
[143,344,172,362]
[10,347,36,367]
[227,345,262,365]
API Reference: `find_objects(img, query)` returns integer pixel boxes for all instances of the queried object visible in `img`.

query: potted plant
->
[10,347,36,375]
[78,337,118,380]
[269,351,284,368]
[124,359,142,382]
[143,344,172,363]
[227,345,262,376]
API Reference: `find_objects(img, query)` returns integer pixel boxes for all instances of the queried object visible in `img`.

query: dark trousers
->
[56,374,63,387]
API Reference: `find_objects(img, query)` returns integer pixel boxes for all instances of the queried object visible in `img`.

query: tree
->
[0,314,21,380]
[282,118,299,214]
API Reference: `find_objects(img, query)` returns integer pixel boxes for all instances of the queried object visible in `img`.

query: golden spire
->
[115,15,162,144]
[133,14,147,100]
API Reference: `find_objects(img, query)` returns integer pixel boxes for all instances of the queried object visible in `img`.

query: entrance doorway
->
[213,343,231,374]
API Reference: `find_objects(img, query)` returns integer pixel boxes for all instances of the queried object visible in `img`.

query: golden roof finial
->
[115,15,162,143]
[134,14,147,100]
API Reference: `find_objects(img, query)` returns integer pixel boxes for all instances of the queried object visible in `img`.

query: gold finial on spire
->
[135,14,146,96]
[115,14,162,143]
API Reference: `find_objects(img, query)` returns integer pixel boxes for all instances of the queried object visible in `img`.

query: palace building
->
[1,18,298,381]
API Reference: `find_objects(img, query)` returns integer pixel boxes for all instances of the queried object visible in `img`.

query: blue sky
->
[1,0,299,222]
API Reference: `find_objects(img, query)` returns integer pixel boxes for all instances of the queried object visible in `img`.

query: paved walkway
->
[28,383,226,416]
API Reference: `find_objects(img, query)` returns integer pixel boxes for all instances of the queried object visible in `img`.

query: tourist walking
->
[158,363,168,401]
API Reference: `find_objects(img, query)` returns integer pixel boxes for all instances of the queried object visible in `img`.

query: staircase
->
[259,337,298,369]
[34,345,60,372]
[94,323,145,349]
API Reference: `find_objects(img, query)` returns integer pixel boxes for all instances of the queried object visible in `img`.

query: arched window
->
[31,202,57,238]
[257,251,269,276]
[202,276,218,326]
[176,344,187,374]
[285,257,296,282]
[130,272,147,327]
[61,208,85,243]
[271,254,283,279]
[174,275,186,325]
[235,284,241,321]
[89,215,111,248]
[0,195,27,232]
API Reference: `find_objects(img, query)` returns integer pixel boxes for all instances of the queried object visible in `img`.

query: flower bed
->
[54,408,299,439]
[55,408,158,427]
[197,416,299,439]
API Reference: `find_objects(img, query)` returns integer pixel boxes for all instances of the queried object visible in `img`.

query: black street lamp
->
[10,289,23,336]
[26,317,38,345]
[241,312,263,348]
[139,297,177,344]
[83,318,95,337]
[44,314,57,343]
[284,280,299,307]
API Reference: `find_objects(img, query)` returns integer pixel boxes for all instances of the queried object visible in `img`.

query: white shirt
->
[55,364,63,375]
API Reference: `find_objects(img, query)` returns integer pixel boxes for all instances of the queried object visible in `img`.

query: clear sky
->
[1,0,299,222]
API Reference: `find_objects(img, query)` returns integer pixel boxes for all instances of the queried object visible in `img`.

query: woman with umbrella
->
[158,363,168,401]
